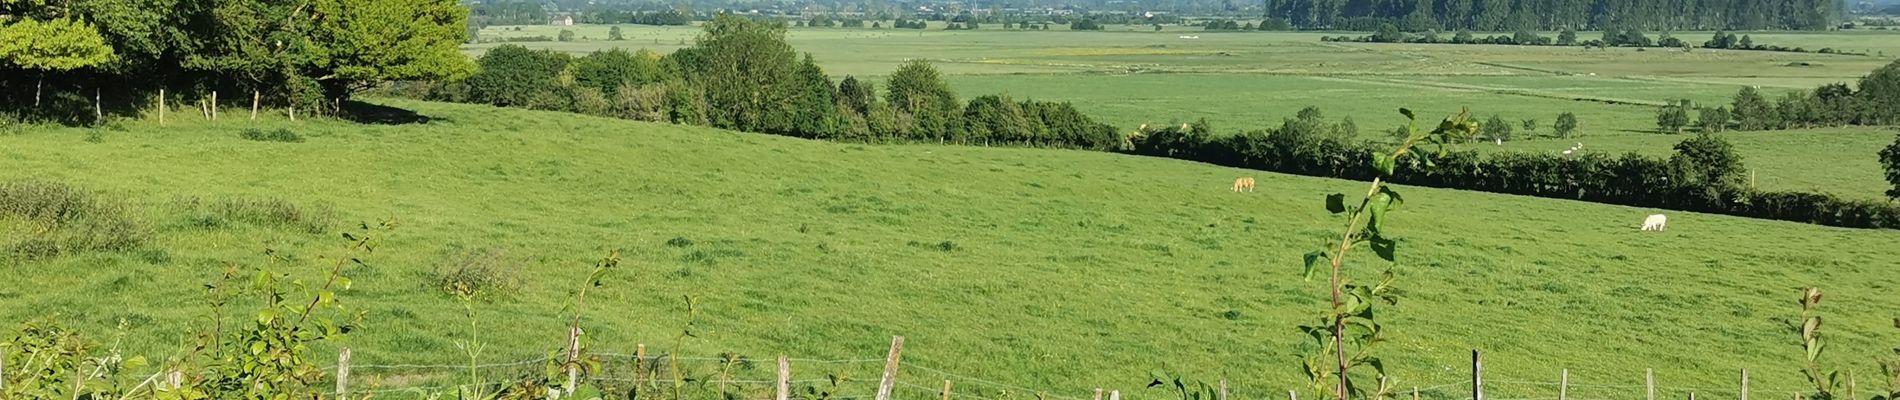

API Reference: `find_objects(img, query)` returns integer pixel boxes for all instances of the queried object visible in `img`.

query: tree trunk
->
[251,90,260,121]
[35,77,43,108]
[211,91,219,121]
[94,87,102,121]
[158,88,166,125]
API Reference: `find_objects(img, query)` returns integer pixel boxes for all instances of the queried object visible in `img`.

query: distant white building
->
[550,15,573,26]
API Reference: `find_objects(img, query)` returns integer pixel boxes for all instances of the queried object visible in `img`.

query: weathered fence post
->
[1741,369,1750,400]
[635,344,648,388]
[1692,392,1698,400]
[1472,350,1484,400]
[1094,388,1103,400]
[158,88,166,125]
[1109,390,1120,400]
[1413,386,1420,400]
[251,90,260,120]
[335,347,352,400]
[777,355,791,400]
[1560,369,1569,400]
[1290,390,1299,400]
[942,380,952,400]
[874,336,906,400]
[565,327,582,395]
[1219,378,1228,400]
[211,91,219,121]
[1647,369,1656,400]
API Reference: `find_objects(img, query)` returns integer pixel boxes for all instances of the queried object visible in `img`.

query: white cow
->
[1641,214,1668,231]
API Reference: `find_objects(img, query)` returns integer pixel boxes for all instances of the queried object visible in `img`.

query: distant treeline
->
[1329,26,1869,56]
[1127,109,1900,229]
[1660,64,1900,134]
[391,15,1122,150]
[1265,0,1844,32]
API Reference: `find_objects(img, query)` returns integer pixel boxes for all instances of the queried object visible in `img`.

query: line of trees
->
[0,0,474,124]
[1265,0,1844,32]
[1128,109,1900,229]
[1659,60,1900,133]
[1335,26,1862,55]
[395,15,1123,150]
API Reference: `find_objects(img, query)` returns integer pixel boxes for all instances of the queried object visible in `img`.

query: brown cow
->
[1232,177,1256,192]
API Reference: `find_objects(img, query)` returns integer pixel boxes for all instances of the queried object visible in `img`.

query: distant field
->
[467,24,1896,136]
[5,99,1900,399]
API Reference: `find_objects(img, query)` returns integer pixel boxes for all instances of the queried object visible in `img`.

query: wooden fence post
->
[1219,378,1228,400]
[335,347,351,400]
[776,355,791,400]
[158,88,166,125]
[1560,369,1569,400]
[211,91,218,121]
[874,336,906,400]
[635,344,647,388]
[1647,369,1656,400]
[942,380,952,400]
[1692,392,1698,400]
[1741,369,1750,400]
[1290,390,1299,400]
[565,327,582,395]
[1094,388,1103,400]
[1413,387,1420,400]
[1472,350,1484,400]
[1109,390,1120,400]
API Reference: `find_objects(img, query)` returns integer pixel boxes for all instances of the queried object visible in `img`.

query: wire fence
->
[308,345,1827,400]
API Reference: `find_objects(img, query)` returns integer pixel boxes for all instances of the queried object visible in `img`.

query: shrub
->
[1554,112,1578,138]
[428,246,521,298]
[239,128,304,143]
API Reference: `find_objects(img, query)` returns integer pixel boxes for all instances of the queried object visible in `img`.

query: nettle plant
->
[1299,109,1476,400]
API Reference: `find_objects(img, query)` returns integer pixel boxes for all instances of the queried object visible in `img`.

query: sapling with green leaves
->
[1300,108,1476,400]
[1877,318,1900,400]
[1800,287,1840,400]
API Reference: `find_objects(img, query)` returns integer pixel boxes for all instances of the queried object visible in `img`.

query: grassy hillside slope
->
[2,99,1897,399]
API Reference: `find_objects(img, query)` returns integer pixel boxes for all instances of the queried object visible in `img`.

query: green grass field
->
[467,24,1900,136]
[5,99,1898,399]
[1501,128,1900,200]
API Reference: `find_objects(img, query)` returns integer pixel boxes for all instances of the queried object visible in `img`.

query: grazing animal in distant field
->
[1232,177,1256,192]
[1641,214,1668,231]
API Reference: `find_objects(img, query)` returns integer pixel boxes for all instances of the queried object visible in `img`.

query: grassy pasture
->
[1500,127,1900,200]
[4,99,1899,399]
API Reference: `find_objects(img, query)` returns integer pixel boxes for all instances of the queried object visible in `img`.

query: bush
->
[239,128,304,143]
[428,246,521,298]
[1554,112,1578,138]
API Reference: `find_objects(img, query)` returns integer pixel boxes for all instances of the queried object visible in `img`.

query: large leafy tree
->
[886,59,958,141]
[1883,133,1900,200]
[0,17,115,107]
[301,0,475,103]
[789,53,839,139]
[1857,59,1900,125]
[676,13,798,134]
[466,44,570,109]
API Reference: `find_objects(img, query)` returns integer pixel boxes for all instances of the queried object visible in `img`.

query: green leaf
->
[256,309,278,325]
[1399,108,1415,120]
[1381,188,1405,211]
[1325,193,1348,214]
[1368,193,1389,232]
[1372,152,1396,177]
[1370,236,1397,262]
[1302,251,1327,281]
